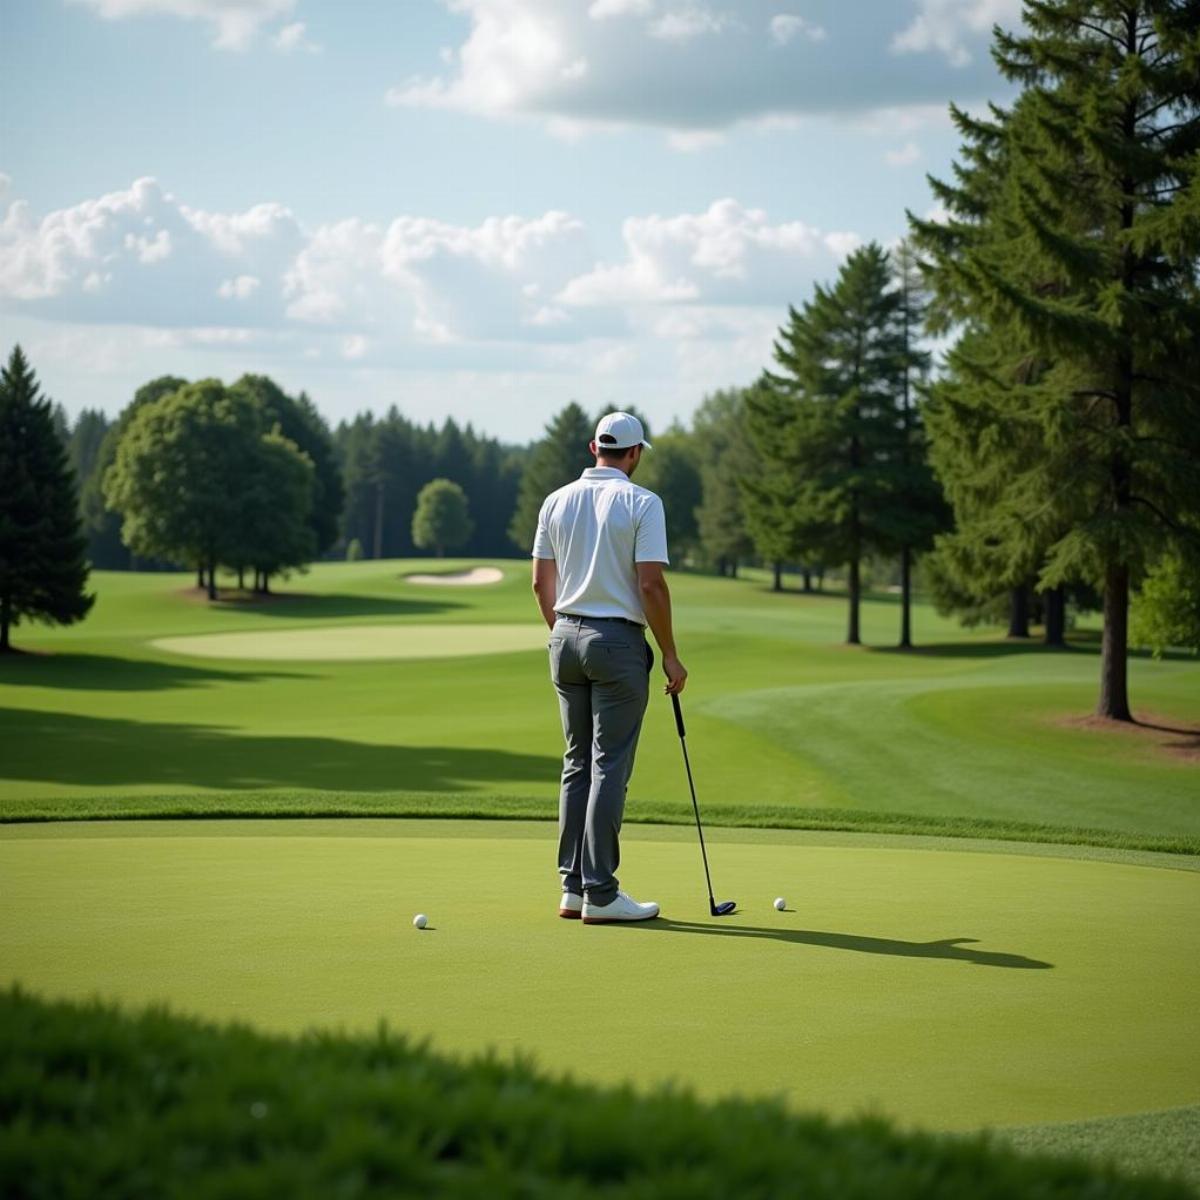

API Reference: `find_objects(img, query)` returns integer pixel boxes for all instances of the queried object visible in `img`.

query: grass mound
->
[0,983,1193,1199]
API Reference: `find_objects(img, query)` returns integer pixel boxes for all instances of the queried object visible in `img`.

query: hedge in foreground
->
[0,984,1193,1200]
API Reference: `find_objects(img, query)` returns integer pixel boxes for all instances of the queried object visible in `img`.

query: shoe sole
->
[558,908,581,919]
[581,912,659,924]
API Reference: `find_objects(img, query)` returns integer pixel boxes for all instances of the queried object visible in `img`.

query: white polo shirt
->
[531,466,669,626]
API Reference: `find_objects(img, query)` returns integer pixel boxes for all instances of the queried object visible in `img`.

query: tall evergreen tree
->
[912,0,1200,719]
[0,346,95,652]
[634,424,703,563]
[508,403,595,552]
[749,244,917,644]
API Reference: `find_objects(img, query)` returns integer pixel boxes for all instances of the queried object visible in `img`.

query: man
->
[531,411,688,925]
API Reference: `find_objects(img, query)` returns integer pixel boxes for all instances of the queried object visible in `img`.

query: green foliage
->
[231,376,344,560]
[81,375,187,570]
[507,402,595,552]
[747,243,935,638]
[632,424,703,560]
[693,389,756,572]
[412,478,474,557]
[909,0,1200,715]
[345,537,364,562]
[1,983,1188,1199]
[1131,548,1200,658]
[0,346,96,651]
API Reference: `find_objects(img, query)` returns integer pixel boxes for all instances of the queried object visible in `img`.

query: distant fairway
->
[152,622,547,660]
[1,559,1196,847]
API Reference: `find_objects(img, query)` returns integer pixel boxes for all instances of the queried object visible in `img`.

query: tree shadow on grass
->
[868,630,1197,663]
[193,591,466,621]
[630,919,1053,970]
[0,707,557,792]
[0,653,313,692]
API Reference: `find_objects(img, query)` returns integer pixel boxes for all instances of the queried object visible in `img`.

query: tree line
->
[2,0,1197,725]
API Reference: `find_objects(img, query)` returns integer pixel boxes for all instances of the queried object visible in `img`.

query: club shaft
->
[677,730,716,907]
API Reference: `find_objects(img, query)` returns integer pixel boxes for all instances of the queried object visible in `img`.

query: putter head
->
[711,900,737,917]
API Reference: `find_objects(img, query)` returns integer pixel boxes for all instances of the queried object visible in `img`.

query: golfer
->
[531,411,687,924]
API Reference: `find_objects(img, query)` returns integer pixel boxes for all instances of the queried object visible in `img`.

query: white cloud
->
[649,6,734,42]
[884,141,922,167]
[588,0,652,17]
[273,20,320,53]
[69,0,297,51]
[559,198,858,309]
[385,0,1013,142]
[891,0,1023,68]
[2,180,876,424]
[768,13,826,45]
[217,274,261,299]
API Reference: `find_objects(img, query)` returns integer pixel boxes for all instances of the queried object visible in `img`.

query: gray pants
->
[549,614,653,905]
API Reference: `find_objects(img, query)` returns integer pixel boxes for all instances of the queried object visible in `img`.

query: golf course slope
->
[2,982,1193,1199]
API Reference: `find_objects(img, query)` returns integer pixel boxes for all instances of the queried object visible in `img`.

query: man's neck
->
[592,459,632,478]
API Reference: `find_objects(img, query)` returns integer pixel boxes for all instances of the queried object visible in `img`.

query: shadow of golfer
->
[633,919,1052,969]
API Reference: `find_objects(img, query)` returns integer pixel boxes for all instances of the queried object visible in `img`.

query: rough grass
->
[3,789,1198,855]
[1,983,1195,1200]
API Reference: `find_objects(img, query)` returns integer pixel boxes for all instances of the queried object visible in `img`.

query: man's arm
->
[532,558,558,630]
[636,561,687,695]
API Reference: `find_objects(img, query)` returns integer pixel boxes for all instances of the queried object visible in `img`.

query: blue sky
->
[0,0,1022,438]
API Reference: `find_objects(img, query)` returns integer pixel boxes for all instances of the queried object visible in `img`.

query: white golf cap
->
[594,411,652,451]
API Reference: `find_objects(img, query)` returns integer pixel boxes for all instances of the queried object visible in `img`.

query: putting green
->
[2,820,1197,1134]
[150,622,548,661]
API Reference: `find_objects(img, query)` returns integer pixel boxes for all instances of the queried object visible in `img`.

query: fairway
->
[3,818,1197,1134]
[151,621,548,660]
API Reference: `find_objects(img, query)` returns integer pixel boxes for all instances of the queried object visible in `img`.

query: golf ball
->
[413,913,428,929]
[773,897,786,911]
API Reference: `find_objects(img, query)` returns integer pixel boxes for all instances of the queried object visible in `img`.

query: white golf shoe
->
[581,889,660,924]
[559,892,583,919]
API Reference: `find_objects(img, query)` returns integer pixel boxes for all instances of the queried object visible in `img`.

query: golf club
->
[671,692,736,917]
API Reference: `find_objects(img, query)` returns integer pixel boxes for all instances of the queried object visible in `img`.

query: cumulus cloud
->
[69,0,298,51]
[273,20,320,53]
[386,0,1016,139]
[559,199,859,310]
[891,0,1023,67]
[0,180,870,410]
[768,14,826,45]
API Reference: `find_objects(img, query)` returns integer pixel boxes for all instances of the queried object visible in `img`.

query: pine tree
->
[915,2,1200,718]
[0,346,96,652]
[507,403,595,552]
[749,244,916,644]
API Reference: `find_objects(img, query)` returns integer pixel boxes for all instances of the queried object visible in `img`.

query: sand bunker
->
[151,622,545,661]
[405,567,504,586]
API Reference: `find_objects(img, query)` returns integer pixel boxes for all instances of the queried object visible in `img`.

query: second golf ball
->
[413,913,428,929]
[773,897,786,911]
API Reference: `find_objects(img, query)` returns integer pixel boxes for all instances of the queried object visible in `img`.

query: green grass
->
[1,560,1197,851]
[2,982,1195,1199]
[4,819,1198,1134]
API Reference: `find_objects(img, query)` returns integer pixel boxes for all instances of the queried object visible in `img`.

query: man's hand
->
[662,653,687,695]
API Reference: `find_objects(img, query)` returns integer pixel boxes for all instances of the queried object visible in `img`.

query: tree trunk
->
[772,561,782,592]
[899,545,913,649]
[816,570,824,592]
[802,568,812,593]
[1007,586,1029,638]
[847,557,861,645]
[237,565,244,591]
[730,559,738,580]
[196,564,204,589]
[373,480,384,560]
[1097,563,1132,720]
[263,571,270,595]
[206,557,217,601]
[0,596,11,652]
[1043,586,1066,647]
